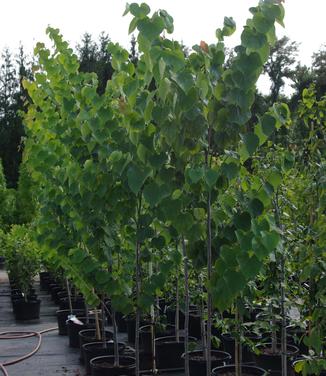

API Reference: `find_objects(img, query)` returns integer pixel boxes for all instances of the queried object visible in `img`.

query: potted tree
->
[4,225,41,320]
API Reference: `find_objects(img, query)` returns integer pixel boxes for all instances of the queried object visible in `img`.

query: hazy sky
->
[1,0,325,93]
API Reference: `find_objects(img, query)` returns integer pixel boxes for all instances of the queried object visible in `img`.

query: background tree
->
[76,32,114,94]
[0,46,30,188]
[264,36,299,103]
[289,64,314,110]
[312,46,326,98]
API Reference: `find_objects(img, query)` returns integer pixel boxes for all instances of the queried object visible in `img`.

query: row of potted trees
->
[19,0,325,375]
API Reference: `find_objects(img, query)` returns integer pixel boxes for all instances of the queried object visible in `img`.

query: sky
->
[0,0,325,94]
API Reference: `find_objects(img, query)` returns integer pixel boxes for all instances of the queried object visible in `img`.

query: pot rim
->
[83,341,125,351]
[212,364,267,375]
[154,335,197,343]
[255,342,299,355]
[183,349,232,361]
[78,328,113,339]
[90,355,136,368]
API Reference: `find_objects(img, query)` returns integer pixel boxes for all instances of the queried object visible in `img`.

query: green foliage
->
[3,225,41,297]
[14,161,37,224]
[23,0,290,317]
[0,159,16,231]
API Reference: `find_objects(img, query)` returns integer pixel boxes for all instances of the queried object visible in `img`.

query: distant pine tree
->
[0,47,30,188]
[77,32,114,94]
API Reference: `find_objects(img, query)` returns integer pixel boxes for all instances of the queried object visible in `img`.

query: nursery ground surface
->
[0,270,182,376]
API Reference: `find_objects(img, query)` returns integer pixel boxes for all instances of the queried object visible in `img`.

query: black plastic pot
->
[221,332,262,363]
[67,317,102,348]
[0,256,5,270]
[126,316,149,344]
[54,291,68,305]
[212,364,267,375]
[287,326,308,354]
[83,341,125,375]
[104,299,112,326]
[115,312,127,332]
[139,324,175,354]
[42,277,55,291]
[49,283,61,292]
[79,329,113,364]
[90,355,135,376]
[59,296,85,310]
[188,311,202,339]
[50,286,64,301]
[166,308,185,329]
[155,335,197,370]
[187,350,231,376]
[253,343,299,373]
[56,309,85,335]
[139,351,153,371]
[12,299,41,320]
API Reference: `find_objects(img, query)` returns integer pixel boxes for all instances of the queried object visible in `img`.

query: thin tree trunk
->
[271,304,277,353]
[200,275,207,362]
[112,308,120,367]
[101,300,107,348]
[182,237,190,376]
[206,126,212,376]
[149,261,155,372]
[274,194,287,376]
[175,242,180,342]
[280,254,287,376]
[85,302,89,324]
[66,278,73,314]
[206,189,212,376]
[135,239,141,376]
[135,194,142,376]
[94,304,101,341]
[235,303,242,376]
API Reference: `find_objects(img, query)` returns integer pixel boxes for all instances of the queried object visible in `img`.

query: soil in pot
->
[67,317,102,348]
[83,341,125,375]
[155,335,197,370]
[221,332,262,363]
[212,364,267,376]
[79,329,114,364]
[254,343,299,373]
[90,355,135,376]
[12,299,41,320]
[56,309,85,335]
[187,350,231,376]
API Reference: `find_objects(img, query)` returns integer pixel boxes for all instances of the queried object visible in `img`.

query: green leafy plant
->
[4,225,41,299]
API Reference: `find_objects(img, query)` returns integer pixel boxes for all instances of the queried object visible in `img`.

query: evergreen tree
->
[76,32,113,94]
[96,32,113,94]
[76,32,98,73]
[129,34,138,64]
[0,46,30,188]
